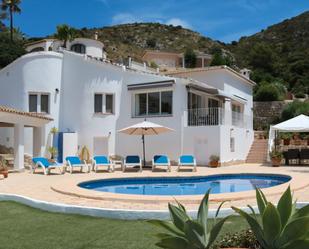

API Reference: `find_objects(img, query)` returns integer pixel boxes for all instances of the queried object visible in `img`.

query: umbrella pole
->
[142,134,146,168]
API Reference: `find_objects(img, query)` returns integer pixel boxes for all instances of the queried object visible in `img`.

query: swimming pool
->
[78,174,291,196]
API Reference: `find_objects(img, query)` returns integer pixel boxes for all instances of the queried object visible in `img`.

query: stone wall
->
[253,101,288,130]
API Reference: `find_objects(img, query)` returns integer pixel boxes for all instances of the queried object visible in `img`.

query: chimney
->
[240,68,251,79]
[94,31,98,40]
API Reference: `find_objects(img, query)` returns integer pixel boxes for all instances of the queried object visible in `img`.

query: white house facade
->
[0,41,255,168]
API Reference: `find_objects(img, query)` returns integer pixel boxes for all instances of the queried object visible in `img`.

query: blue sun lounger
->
[178,155,197,172]
[66,156,90,174]
[92,155,113,172]
[152,155,171,172]
[124,155,142,172]
[31,157,63,175]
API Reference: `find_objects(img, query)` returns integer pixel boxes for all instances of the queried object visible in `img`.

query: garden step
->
[246,139,268,163]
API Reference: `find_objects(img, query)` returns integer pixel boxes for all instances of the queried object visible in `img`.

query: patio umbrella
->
[118,120,174,168]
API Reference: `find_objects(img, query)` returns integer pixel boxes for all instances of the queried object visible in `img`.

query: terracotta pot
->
[271,157,282,167]
[0,170,8,178]
[209,161,219,167]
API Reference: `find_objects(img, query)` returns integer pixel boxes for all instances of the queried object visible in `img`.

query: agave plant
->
[232,186,309,249]
[148,190,230,249]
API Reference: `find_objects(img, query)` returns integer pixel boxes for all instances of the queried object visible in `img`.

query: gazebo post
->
[142,134,146,168]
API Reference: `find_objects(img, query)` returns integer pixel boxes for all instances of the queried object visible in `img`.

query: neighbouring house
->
[142,50,212,70]
[0,37,254,169]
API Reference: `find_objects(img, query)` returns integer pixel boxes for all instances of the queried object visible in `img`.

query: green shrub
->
[213,229,261,249]
[281,100,309,121]
[254,83,282,101]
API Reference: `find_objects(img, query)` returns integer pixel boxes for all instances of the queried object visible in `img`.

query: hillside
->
[228,11,309,95]
[73,23,222,62]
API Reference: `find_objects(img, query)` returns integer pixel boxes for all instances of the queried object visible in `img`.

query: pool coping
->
[1,193,308,220]
[51,172,309,205]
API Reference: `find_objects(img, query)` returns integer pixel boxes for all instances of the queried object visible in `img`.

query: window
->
[71,44,86,54]
[41,94,49,113]
[188,92,202,109]
[232,103,242,113]
[28,93,49,113]
[29,94,38,112]
[94,93,114,114]
[134,91,173,117]
[30,47,44,52]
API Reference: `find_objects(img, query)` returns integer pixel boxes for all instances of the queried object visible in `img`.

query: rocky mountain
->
[228,11,309,95]
[73,23,223,62]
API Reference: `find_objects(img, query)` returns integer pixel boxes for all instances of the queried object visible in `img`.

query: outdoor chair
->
[66,156,90,174]
[300,149,309,165]
[284,149,300,165]
[92,155,113,172]
[177,155,197,172]
[31,157,63,175]
[123,155,142,172]
[152,155,171,172]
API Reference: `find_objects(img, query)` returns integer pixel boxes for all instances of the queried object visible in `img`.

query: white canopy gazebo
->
[268,114,309,160]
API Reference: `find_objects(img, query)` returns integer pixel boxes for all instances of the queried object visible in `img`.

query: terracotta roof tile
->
[0,106,53,121]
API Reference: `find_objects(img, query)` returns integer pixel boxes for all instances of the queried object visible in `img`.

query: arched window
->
[70,43,86,54]
[30,47,44,52]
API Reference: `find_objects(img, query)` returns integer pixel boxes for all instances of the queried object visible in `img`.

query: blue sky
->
[7,0,309,43]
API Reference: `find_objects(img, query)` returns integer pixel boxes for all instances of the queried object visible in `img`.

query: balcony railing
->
[187,107,224,126]
[186,108,252,128]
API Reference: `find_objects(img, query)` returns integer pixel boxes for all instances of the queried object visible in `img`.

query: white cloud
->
[111,13,142,25]
[166,18,192,29]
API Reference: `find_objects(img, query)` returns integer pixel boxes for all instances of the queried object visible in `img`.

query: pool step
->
[246,139,268,164]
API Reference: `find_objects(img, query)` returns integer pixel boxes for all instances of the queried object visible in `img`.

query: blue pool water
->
[78,174,291,196]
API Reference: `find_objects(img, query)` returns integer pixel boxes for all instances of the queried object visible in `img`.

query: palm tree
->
[1,0,21,41]
[54,24,76,48]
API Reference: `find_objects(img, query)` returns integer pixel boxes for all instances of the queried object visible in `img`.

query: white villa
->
[0,37,255,170]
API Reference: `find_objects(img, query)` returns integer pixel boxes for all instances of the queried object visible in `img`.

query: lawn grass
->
[0,201,248,249]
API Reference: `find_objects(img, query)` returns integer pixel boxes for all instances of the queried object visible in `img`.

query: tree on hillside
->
[184,48,196,68]
[54,24,77,48]
[1,0,21,41]
[248,43,275,72]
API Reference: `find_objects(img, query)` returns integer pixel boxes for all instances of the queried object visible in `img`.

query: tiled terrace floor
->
[1,164,309,211]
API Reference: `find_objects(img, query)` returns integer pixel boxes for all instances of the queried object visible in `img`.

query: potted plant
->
[48,146,58,163]
[280,133,292,146]
[232,187,309,249]
[0,157,8,178]
[209,155,220,167]
[148,190,231,249]
[269,150,283,167]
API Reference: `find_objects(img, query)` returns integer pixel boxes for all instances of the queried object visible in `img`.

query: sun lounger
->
[31,157,63,175]
[92,155,113,172]
[123,155,142,172]
[177,155,197,172]
[152,155,171,172]
[66,156,90,174]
